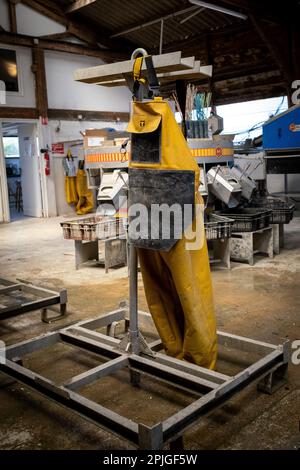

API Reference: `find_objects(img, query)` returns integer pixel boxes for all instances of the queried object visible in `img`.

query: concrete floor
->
[0,213,299,450]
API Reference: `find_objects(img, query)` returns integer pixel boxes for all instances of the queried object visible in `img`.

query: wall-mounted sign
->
[52,143,65,154]
[216,147,223,158]
[289,123,300,132]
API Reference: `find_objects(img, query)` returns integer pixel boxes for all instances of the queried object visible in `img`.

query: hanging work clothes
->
[75,169,94,215]
[127,97,217,370]
[63,155,78,205]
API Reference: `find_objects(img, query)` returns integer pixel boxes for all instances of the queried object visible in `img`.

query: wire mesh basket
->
[61,216,126,241]
[204,214,234,240]
[250,197,295,224]
[217,208,272,233]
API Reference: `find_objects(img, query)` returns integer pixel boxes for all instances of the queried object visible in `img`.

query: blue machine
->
[263,105,300,151]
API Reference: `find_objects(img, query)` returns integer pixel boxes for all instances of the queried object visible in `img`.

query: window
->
[0,48,19,93]
[3,137,20,159]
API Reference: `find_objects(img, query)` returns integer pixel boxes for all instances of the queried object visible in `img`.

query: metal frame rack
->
[0,278,67,324]
[0,248,289,450]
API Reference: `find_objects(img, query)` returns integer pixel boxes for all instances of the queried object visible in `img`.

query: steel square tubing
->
[0,278,17,286]
[74,308,126,331]
[128,355,219,395]
[0,284,22,295]
[162,348,285,441]
[19,284,64,298]
[60,330,122,359]
[217,331,278,356]
[0,278,66,299]
[64,356,128,391]
[149,333,278,358]
[149,352,230,385]
[70,326,121,348]
[70,329,230,388]
[0,359,139,445]
[0,295,62,320]
[6,331,61,359]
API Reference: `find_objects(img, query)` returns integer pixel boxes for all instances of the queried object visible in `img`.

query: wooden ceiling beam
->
[18,0,133,52]
[0,31,126,60]
[66,0,97,14]
[249,14,291,85]
[48,109,130,122]
[40,31,72,41]
[0,107,39,119]
[0,107,130,121]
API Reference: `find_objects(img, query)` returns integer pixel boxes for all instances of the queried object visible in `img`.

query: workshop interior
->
[0,0,299,455]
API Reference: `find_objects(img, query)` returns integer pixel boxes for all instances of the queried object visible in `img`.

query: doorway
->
[0,120,44,222]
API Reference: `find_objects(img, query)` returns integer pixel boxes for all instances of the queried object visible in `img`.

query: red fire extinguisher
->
[41,148,51,176]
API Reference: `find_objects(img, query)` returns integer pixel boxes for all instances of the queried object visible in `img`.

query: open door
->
[0,122,10,223]
[18,123,43,218]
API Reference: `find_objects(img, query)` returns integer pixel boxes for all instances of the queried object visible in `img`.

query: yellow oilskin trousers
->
[65,176,78,205]
[127,98,217,370]
[75,169,94,215]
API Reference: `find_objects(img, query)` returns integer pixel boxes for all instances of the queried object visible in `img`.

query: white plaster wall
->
[0,0,9,31]
[48,119,127,143]
[16,4,66,36]
[45,51,131,112]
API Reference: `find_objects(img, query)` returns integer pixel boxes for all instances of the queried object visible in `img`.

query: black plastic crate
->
[217,208,272,233]
[205,214,234,240]
[250,197,295,224]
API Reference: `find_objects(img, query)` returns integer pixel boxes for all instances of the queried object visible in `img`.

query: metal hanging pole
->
[159,19,164,55]
[129,243,139,354]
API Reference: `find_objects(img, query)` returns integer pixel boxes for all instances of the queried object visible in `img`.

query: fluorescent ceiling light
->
[189,0,248,20]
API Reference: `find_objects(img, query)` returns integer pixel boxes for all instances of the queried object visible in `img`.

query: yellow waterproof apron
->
[127,97,217,369]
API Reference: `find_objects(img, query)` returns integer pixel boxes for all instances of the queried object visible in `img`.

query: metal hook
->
[131,48,148,60]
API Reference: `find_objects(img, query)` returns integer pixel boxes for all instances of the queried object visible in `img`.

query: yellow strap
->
[133,57,146,85]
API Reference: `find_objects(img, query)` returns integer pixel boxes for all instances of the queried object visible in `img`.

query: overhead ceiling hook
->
[159,19,164,55]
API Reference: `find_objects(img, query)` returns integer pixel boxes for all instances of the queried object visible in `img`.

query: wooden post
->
[8,0,18,33]
[32,44,48,120]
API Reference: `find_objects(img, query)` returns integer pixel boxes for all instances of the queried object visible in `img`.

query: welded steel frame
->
[0,278,67,323]
[0,302,289,450]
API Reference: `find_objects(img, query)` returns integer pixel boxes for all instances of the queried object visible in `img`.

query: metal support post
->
[129,244,139,354]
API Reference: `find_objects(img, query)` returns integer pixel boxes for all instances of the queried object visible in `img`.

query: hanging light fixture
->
[189,0,248,20]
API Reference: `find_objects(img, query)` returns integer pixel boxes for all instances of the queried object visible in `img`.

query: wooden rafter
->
[249,14,291,84]
[0,107,39,119]
[40,31,71,41]
[66,0,97,14]
[0,31,127,60]
[48,109,129,122]
[0,107,130,121]
[18,0,135,52]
